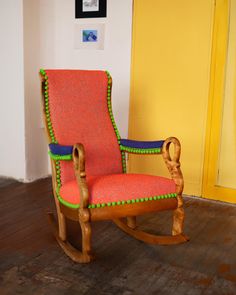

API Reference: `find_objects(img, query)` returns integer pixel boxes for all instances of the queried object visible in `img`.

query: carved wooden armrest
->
[73,143,89,211]
[162,137,184,206]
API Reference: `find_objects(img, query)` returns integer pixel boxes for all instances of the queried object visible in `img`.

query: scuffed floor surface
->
[0,178,236,295]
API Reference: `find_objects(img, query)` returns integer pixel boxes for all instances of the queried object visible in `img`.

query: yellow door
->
[129,0,214,196]
[203,0,236,203]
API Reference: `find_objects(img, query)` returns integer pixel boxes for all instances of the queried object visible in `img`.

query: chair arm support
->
[162,137,184,206]
[119,139,164,154]
[73,144,90,214]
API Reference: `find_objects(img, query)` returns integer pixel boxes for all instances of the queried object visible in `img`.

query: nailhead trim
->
[105,71,127,173]
[56,191,177,209]
[40,69,57,144]
[120,145,162,154]
[121,151,127,173]
[55,160,62,189]
[40,68,62,192]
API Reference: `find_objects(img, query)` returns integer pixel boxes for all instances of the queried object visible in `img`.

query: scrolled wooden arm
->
[162,137,184,207]
[73,143,92,257]
[73,143,90,215]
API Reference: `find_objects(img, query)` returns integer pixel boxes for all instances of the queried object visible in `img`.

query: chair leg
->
[127,216,137,229]
[172,207,185,236]
[58,211,67,241]
[53,196,67,241]
[48,210,94,263]
[79,220,93,260]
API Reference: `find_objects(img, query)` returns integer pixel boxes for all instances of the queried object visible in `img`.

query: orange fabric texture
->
[46,70,122,184]
[59,174,176,205]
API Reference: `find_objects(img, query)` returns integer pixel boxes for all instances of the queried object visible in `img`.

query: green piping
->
[58,196,80,209]
[121,151,127,173]
[56,188,177,209]
[48,151,72,161]
[39,69,57,144]
[40,68,62,193]
[120,145,162,154]
[105,71,127,173]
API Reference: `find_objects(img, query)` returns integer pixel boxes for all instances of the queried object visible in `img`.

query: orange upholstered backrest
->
[43,70,122,184]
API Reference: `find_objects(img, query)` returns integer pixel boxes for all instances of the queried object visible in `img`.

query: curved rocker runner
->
[39,68,189,263]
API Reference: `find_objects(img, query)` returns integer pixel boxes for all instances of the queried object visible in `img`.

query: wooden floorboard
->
[0,178,18,189]
[0,177,236,295]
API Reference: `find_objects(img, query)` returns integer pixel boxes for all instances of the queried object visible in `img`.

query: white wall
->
[41,0,133,137]
[24,0,49,181]
[0,0,26,180]
[23,0,133,180]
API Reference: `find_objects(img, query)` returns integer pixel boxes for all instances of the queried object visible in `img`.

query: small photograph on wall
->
[75,24,105,50]
[82,30,98,42]
[75,0,107,18]
[83,0,99,12]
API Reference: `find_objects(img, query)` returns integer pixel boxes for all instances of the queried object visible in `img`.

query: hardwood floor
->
[0,177,236,295]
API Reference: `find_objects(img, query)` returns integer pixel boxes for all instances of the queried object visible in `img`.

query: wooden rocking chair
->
[39,69,189,263]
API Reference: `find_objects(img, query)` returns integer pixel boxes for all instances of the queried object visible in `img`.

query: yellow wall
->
[129,0,215,196]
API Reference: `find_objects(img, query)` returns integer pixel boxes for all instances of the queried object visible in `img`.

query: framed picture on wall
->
[74,23,105,50]
[75,0,107,18]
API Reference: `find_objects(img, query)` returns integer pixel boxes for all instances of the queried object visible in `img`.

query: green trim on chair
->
[40,69,57,145]
[55,184,177,209]
[48,151,72,161]
[120,145,162,154]
[105,71,127,173]
[40,68,62,192]
[105,71,121,141]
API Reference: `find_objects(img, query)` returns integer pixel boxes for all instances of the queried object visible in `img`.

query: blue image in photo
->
[83,30,98,42]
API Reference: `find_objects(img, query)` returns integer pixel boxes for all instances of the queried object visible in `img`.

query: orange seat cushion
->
[58,173,176,208]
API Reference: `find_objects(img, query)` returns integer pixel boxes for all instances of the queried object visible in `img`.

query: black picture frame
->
[75,0,107,18]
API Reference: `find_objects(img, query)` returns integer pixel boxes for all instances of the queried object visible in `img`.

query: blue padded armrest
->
[48,143,73,160]
[49,143,73,155]
[120,139,164,149]
[119,139,164,154]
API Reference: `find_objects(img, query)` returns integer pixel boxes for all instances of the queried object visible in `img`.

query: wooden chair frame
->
[40,73,189,263]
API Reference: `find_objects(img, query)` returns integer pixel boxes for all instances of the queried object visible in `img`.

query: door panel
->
[203,0,236,203]
[129,0,214,196]
[218,0,236,189]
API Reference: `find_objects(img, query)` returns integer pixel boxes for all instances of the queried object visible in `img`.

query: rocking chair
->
[39,69,188,263]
